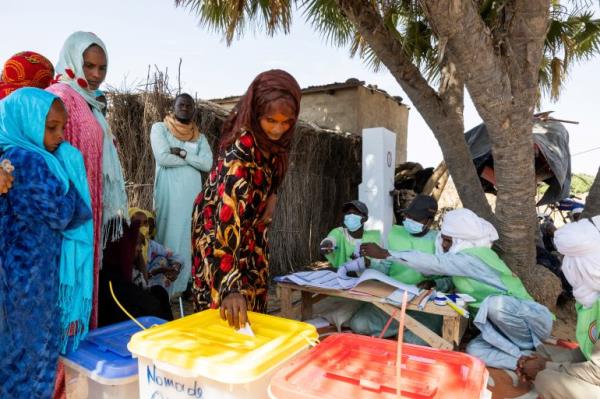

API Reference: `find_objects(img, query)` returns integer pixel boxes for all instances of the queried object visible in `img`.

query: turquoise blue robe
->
[150,122,213,296]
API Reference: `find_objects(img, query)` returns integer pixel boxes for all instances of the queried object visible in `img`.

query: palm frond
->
[550,56,564,99]
[300,0,355,47]
[349,32,385,72]
[174,0,293,44]
[541,6,600,102]
[570,13,600,61]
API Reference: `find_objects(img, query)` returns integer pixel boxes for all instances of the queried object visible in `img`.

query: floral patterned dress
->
[192,131,278,313]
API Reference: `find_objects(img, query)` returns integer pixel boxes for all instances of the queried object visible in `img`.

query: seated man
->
[348,195,446,341]
[320,200,381,268]
[519,216,600,398]
[387,194,439,285]
[362,208,553,370]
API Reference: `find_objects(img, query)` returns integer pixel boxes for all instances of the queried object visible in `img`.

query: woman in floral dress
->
[191,70,301,328]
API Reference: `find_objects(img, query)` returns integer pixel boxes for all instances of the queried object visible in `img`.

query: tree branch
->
[438,57,463,118]
[420,0,513,123]
[506,0,551,90]
[502,0,551,127]
[582,166,600,218]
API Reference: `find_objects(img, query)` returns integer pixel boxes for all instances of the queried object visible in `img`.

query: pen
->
[444,297,470,318]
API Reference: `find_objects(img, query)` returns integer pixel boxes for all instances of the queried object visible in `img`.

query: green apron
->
[452,247,533,310]
[324,227,381,268]
[387,225,437,284]
[575,300,600,360]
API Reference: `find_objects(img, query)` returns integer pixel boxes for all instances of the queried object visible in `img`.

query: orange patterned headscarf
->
[0,51,54,100]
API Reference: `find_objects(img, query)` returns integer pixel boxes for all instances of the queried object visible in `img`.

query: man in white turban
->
[362,208,553,370]
[518,216,600,398]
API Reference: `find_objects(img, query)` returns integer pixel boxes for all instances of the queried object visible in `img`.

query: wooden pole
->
[396,290,408,398]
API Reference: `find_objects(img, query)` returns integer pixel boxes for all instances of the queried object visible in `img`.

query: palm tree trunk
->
[419,1,553,292]
[582,167,600,218]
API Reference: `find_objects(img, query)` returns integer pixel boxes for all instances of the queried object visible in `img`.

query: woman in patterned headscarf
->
[191,70,301,329]
[0,52,54,193]
[0,51,54,99]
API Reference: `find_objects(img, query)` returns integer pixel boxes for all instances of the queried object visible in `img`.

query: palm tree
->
[175,0,600,101]
[173,0,600,298]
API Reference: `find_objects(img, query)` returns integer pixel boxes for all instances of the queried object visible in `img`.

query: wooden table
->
[277,282,467,350]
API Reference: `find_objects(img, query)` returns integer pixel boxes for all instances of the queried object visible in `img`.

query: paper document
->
[456,293,476,303]
[350,280,397,298]
[235,323,255,337]
[356,269,420,295]
[276,270,341,288]
[276,268,420,298]
[386,289,416,305]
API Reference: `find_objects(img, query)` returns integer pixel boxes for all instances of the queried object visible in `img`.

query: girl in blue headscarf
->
[0,88,92,398]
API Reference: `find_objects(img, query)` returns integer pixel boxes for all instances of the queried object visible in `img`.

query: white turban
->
[555,215,600,308]
[436,208,499,254]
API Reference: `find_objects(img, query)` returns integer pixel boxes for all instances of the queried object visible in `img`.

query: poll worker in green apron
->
[320,200,381,268]
[361,208,553,370]
[387,194,439,285]
[315,200,381,332]
[519,216,600,398]
[349,195,447,341]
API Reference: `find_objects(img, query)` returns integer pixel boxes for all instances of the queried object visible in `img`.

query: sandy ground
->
[551,299,578,341]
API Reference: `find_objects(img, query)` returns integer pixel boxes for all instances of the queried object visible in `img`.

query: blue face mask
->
[404,218,425,235]
[344,214,363,232]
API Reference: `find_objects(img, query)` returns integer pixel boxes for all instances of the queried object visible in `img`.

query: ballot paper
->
[235,322,255,337]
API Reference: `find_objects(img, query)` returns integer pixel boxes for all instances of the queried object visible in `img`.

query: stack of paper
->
[275,269,420,303]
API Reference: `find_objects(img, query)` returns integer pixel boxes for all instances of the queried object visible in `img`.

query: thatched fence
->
[107,86,362,276]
